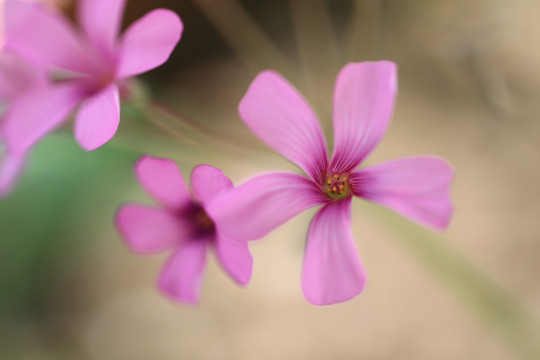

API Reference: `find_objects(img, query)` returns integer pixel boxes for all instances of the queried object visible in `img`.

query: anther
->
[324,173,351,199]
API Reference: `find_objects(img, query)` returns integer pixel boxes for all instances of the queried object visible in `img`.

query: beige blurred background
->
[1,0,540,359]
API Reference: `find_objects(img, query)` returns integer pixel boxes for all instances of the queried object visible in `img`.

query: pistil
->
[324,173,350,200]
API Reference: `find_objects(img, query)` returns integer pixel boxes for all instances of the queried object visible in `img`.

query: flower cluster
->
[1,0,454,306]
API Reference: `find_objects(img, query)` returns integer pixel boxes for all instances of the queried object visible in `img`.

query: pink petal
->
[0,53,45,101]
[330,61,397,173]
[78,0,126,52]
[115,203,188,254]
[190,164,233,206]
[5,0,96,74]
[214,236,253,286]
[207,172,326,241]
[351,156,454,230]
[134,155,191,209]
[301,199,366,306]
[117,9,183,78]
[74,84,120,151]
[158,240,208,305]
[3,83,82,155]
[0,0,5,47]
[0,152,26,197]
[239,70,328,183]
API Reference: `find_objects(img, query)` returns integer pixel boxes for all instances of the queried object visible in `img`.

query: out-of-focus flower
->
[0,52,47,197]
[115,156,253,305]
[3,0,182,152]
[208,61,454,306]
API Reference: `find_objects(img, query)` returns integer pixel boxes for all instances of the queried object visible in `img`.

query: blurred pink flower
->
[208,61,454,305]
[0,53,47,197]
[115,156,253,305]
[3,0,182,152]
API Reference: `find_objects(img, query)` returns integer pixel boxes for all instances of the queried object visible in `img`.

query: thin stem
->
[290,0,339,119]
[143,99,267,157]
[189,0,296,78]
[148,99,215,138]
[344,0,383,62]
[366,204,540,360]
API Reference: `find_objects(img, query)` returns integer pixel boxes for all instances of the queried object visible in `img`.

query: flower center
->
[324,173,350,200]
[97,72,116,91]
[194,208,214,231]
[190,205,216,238]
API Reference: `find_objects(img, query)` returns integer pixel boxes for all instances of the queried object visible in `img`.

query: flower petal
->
[330,61,397,173]
[207,172,326,242]
[74,84,119,151]
[190,164,233,206]
[78,0,126,52]
[350,156,454,230]
[2,83,82,155]
[301,199,366,306]
[115,203,188,254]
[158,240,208,305]
[117,9,183,78]
[134,155,191,209]
[0,152,26,197]
[214,236,253,286]
[5,0,95,74]
[0,53,45,101]
[238,70,328,183]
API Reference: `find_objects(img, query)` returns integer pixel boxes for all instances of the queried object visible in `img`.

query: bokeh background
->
[1,0,540,359]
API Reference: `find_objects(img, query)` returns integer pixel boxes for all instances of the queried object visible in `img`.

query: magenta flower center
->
[186,203,216,238]
[194,208,215,231]
[96,72,116,91]
[85,70,117,96]
[324,173,350,200]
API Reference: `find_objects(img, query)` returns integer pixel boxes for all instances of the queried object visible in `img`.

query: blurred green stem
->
[367,205,540,360]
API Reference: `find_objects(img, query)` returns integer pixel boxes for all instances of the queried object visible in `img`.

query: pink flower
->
[0,52,47,196]
[2,0,182,152]
[115,156,253,304]
[207,61,454,305]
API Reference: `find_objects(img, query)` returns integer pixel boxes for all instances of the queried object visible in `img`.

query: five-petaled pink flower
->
[207,61,454,305]
[115,156,253,304]
[3,0,182,153]
[0,52,47,196]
